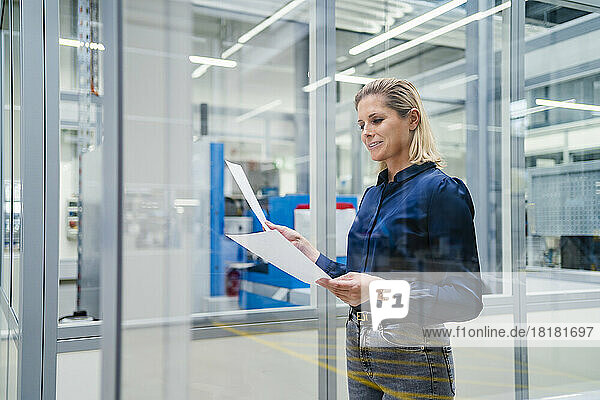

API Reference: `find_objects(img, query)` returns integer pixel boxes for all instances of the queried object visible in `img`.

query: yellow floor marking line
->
[211,322,453,400]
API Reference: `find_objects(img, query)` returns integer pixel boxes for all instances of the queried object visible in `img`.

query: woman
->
[266,78,482,399]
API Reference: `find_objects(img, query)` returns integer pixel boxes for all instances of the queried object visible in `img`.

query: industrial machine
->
[527,160,600,270]
[209,142,358,310]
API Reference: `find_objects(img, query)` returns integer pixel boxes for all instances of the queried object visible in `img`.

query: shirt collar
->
[376,161,436,186]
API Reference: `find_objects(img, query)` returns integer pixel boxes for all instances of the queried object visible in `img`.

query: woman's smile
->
[368,140,383,150]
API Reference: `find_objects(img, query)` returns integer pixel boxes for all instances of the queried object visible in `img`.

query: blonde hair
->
[354,78,444,172]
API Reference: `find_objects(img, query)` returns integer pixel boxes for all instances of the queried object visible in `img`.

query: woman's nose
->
[363,127,374,137]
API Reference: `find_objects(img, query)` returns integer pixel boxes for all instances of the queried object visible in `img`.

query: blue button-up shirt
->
[316,162,483,324]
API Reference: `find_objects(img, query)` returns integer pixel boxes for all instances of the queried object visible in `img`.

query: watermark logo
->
[369,280,411,330]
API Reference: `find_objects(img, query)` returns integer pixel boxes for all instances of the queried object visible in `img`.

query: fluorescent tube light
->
[191,65,211,79]
[59,38,81,47]
[338,67,356,75]
[302,76,332,92]
[191,0,305,80]
[535,99,600,112]
[515,99,574,116]
[89,42,105,51]
[59,38,105,51]
[238,0,305,44]
[349,0,466,56]
[367,1,511,65]
[236,99,283,122]
[221,43,244,59]
[189,56,237,68]
[335,74,374,85]
[438,74,478,89]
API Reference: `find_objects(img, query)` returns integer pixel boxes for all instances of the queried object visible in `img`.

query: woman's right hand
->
[264,221,320,263]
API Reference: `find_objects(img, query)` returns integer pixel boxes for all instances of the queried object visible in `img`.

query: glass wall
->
[44,0,600,399]
[0,1,20,398]
[57,0,103,324]
[333,1,515,397]
[522,2,600,397]
[118,0,319,398]
[1,0,10,300]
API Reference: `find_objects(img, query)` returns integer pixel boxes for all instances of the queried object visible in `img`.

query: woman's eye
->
[357,124,364,131]
[373,118,383,124]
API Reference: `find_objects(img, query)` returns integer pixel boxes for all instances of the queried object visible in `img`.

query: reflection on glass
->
[57,0,102,323]
[0,307,8,397]
[6,335,15,399]
[524,3,599,280]
[0,1,13,394]
[120,0,319,397]
[333,1,513,398]
[0,0,10,295]
[10,0,20,319]
[523,3,600,398]
[97,0,600,398]
[186,4,318,314]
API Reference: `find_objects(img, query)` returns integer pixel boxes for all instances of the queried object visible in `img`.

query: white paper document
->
[224,160,331,283]
[226,230,330,284]
[225,160,270,231]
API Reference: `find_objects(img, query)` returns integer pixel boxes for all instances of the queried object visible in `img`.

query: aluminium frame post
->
[310,0,337,398]
[18,0,48,398]
[510,0,529,399]
[42,0,60,398]
[100,0,123,399]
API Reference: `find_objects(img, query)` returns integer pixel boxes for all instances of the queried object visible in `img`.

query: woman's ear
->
[408,108,420,130]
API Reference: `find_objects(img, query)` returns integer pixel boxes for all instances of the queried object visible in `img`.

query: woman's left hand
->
[316,272,383,306]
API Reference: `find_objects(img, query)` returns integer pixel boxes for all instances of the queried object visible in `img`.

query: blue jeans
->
[346,314,455,400]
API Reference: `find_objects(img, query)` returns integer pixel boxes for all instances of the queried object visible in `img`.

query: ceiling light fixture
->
[192,0,305,79]
[221,43,244,59]
[366,1,511,65]
[349,0,467,56]
[303,74,374,91]
[302,76,333,92]
[438,74,478,89]
[514,98,574,116]
[338,67,356,75]
[238,0,305,44]
[191,65,211,79]
[236,99,283,122]
[59,38,81,47]
[189,56,237,68]
[535,99,600,112]
[59,38,105,51]
[335,74,374,85]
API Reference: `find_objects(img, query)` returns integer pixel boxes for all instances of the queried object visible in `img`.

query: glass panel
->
[334,0,513,398]
[0,2,11,395]
[1,0,10,297]
[10,0,20,319]
[103,0,600,398]
[59,0,77,92]
[523,2,600,398]
[57,0,103,324]
[0,308,8,399]
[185,3,315,315]
[119,0,318,397]
[6,332,15,399]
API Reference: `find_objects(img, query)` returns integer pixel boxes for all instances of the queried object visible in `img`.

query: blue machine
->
[210,143,225,296]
